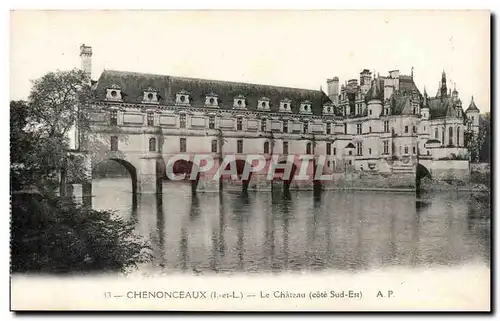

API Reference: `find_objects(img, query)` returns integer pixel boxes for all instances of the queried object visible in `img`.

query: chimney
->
[326,76,339,105]
[79,44,92,78]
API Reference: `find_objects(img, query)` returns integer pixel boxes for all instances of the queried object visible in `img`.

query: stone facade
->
[79,45,480,194]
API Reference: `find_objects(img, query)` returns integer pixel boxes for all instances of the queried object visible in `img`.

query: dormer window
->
[205,92,219,107]
[300,100,312,114]
[279,98,292,113]
[257,97,270,110]
[142,86,159,104]
[175,90,191,106]
[233,95,247,109]
[106,84,123,101]
[323,102,335,115]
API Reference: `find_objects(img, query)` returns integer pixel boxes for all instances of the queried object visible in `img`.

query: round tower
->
[366,79,382,118]
[465,96,480,135]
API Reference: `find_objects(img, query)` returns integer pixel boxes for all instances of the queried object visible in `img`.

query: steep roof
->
[466,96,479,112]
[94,70,333,116]
[365,79,382,101]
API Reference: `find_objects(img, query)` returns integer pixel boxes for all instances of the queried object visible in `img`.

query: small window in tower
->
[111,90,117,97]
[211,140,218,153]
[209,97,215,104]
[180,95,186,102]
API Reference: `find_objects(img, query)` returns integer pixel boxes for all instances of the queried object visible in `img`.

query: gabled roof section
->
[93,70,331,115]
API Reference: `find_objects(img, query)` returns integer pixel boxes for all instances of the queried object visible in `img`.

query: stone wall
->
[428,160,470,181]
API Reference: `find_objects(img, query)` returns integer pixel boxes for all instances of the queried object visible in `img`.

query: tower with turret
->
[465,96,480,135]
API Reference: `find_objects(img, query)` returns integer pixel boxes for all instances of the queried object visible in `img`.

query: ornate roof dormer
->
[142,86,160,104]
[106,84,123,101]
[322,102,335,115]
[205,92,219,108]
[257,96,271,111]
[233,94,247,109]
[175,89,191,106]
[299,100,312,114]
[278,98,292,113]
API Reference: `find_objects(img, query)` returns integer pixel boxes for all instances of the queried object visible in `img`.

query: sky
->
[10,10,490,113]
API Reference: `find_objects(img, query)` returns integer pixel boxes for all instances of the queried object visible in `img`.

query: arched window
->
[264,141,270,154]
[449,127,453,146]
[149,138,156,152]
[211,140,218,153]
[435,128,438,139]
[457,127,460,147]
[306,142,312,155]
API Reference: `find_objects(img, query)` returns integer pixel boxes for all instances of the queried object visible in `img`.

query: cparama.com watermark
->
[164,154,337,181]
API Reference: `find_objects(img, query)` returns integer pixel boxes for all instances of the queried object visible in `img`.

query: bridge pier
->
[137,156,163,194]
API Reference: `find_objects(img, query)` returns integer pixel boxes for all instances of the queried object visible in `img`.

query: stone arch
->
[223,159,254,193]
[94,158,138,196]
[167,159,200,194]
[416,163,432,193]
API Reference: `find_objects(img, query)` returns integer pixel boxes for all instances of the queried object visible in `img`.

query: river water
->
[91,178,490,275]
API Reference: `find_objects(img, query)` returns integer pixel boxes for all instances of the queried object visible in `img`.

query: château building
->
[80,44,481,193]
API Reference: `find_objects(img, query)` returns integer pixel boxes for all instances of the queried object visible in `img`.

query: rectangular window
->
[344,123,347,134]
[326,123,331,134]
[147,112,154,126]
[404,146,408,154]
[283,142,288,155]
[303,122,309,134]
[383,141,389,154]
[110,110,118,126]
[209,116,215,129]
[110,136,118,151]
[404,125,408,133]
[333,147,336,155]
[356,142,363,156]
[237,140,243,154]
[413,126,417,134]
[356,123,362,135]
[326,142,331,155]
[211,140,217,153]
[261,119,267,132]
[237,118,243,131]
[180,138,187,152]
[413,146,416,154]
[283,121,288,133]
[369,109,372,115]
[368,148,372,155]
[180,114,186,128]
[384,121,389,133]
[369,126,372,133]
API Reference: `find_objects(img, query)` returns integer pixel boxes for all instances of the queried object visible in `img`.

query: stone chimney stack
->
[326,76,339,105]
[79,44,92,78]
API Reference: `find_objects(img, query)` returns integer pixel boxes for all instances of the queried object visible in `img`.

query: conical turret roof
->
[366,79,382,101]
[466,96,479,112]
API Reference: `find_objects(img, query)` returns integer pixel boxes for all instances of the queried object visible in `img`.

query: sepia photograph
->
[9,9,491,311]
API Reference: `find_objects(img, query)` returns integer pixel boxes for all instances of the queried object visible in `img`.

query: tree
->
[10,70,152,274]
[465,112,490,163]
